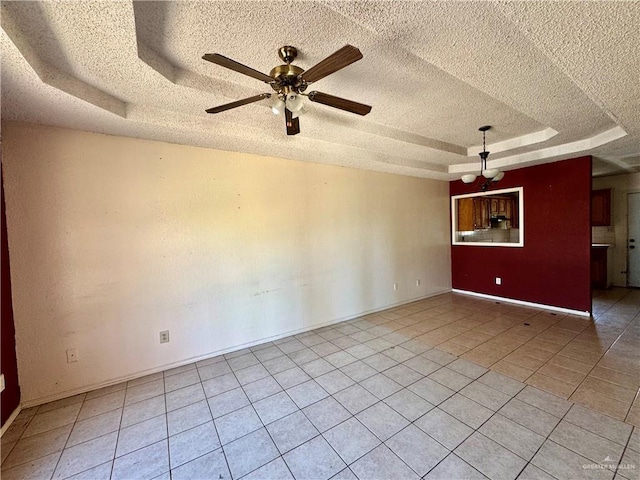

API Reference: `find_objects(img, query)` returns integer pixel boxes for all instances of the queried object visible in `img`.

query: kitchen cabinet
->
[452,187,523,246]
[591,245,610,289]
[456,194,519,231]
[491,198,509,216]
[457,198,474,231]
[488,196,519,228]
[474,198,490,229]
[457,197,490,230]
[592,189,611,226]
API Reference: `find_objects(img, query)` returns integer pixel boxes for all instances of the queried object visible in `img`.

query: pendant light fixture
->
[461,126,504,190]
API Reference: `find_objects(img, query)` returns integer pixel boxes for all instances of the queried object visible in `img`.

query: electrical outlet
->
[0,374,5,393]
[495,277,502,285]
[160,330,170,344]
[393,282,398,291]
[66,349,78,363]
[416,279,421,287]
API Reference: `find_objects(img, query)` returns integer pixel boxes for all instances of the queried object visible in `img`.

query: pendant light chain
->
[460,125,504,188]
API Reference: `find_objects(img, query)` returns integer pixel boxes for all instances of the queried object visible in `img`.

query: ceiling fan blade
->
[285,109,300,135]
[205,93,271,114]
[298,45,363,84]
[203,53,274,83]
[307,91,372,116]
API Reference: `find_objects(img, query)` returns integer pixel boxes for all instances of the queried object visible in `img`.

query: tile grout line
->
[106,312,620,476]
[35,394,86,480]
[161,374,170,480]
[238,338,381,478]
[219,324,433,478]
[596,291,640,423]
[513,401,575,480]
[0,405,39,470]
[198,360,235,480]
[464,290,638,414]
[573,290,640,421]
[227,348,300,479]
[3,291,637,479]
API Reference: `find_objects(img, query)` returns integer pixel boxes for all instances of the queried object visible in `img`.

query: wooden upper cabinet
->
[495,198,508,215]
[592,189,611,226]
[490,198,499,215]
[474,198,490,229]
[457,197,491,231]
[458,198,474,231]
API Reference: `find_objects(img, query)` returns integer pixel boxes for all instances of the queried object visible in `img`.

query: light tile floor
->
[1,290,639,480]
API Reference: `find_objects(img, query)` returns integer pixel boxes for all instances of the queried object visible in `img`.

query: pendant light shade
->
[462,174,477,184]
[286,93,304,112]
[271,97,285,115]
[482,169,499,179]
[291,106,306,119]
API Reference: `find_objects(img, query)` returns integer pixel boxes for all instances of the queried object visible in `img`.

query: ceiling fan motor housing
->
[269,64,306,95]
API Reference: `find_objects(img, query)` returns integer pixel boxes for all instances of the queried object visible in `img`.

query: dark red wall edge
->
[1,169,21,426]
[450,156,592,313]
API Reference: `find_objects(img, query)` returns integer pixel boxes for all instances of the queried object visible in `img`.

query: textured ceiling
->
[1,1,639,179]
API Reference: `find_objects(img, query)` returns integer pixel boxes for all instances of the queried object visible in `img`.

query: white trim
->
[451,187,524,247]
[467,128,558,156]
[20,289,452,409]
[452,289,591,317]
[450,126,627,174]
[0,405,22,438]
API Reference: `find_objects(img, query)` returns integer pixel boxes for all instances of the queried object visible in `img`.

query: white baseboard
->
[21,288,452,409]
[0,405,22,438]
[452,289,591,317]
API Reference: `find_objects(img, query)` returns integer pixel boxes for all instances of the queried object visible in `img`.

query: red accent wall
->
[1,171,21,426]
[450,156,592,312]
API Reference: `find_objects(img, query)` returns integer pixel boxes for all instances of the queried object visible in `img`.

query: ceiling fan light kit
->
[461,126,504,190]
[291,106,306,119]
[284,92,304,112]
[203,45,372,135]
[271,97,285,115]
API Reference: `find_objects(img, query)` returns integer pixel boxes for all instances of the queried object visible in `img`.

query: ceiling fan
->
[202,45,372,135]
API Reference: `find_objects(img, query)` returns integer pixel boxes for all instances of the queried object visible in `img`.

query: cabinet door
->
[592,189,611,226]
[457,198,474,231]
[490,199,499,216]
[474,198,490,229]
[591,247,608,289]
[482,199,490,228]
[498,199,507,215]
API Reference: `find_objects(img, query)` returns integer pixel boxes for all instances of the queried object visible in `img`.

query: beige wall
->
[593,172,640,286]
[2,122,452,405]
